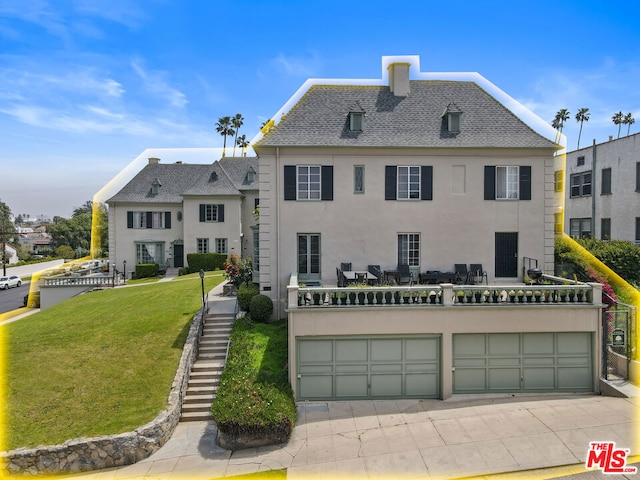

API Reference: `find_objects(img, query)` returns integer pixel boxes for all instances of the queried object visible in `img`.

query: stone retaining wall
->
[1,307,206,476]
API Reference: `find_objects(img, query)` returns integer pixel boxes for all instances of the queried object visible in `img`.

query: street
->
[0,282,29,314]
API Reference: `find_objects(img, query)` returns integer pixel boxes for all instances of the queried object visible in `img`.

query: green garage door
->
[453,333,593,393]
[297,336,440,400]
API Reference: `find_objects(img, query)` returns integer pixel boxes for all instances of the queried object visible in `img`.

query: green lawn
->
[2,272,224,451]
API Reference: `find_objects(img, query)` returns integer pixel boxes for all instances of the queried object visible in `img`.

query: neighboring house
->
[19,232,53,255]
[107,156,258,276]
[253,55,603,401]
[564,132,640,242]
[2,244,19,265]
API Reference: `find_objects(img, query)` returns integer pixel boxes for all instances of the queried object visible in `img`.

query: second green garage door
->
[297,336,440,400]
[453,332,593,393]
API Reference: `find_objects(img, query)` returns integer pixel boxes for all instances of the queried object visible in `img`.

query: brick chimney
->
[388,62,411,97]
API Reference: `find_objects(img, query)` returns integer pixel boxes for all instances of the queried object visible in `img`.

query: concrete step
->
[183,393,216,404]
[186,385,217,395]
[188,377,220,388]
[180,411,213,422]
[181,402,214,413]
[192,360,225,371]
[190,370,222,380]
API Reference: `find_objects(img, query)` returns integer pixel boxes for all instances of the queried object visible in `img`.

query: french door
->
[297,234,320,282]
[495,232,518,278]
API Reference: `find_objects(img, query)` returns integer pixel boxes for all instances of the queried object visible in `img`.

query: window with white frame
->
[215,238,227,254]
[136,242,164,264]
[297,165,321,200]
[397,233,420,267]
[132,211,146,228]
[202,204,220,222]
[397,166,421,199]
[197,238,209,254]
[496,166,519,200]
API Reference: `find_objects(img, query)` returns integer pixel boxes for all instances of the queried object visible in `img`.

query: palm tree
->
[231,113,244,157]
[236,134,250,157]
[553,109,570,132]
[215,116,235,157]
[624,113,635,136]
[612,111,624,138]
[575,108,590,149]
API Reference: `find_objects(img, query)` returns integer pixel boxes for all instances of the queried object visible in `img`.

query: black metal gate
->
[602,305,636,380]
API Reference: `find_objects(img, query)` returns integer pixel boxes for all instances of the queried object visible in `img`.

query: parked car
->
[0,275,22,289]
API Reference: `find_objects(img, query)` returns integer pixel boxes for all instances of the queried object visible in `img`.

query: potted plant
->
[508,290,516,303]
[525,290,533,303]
[533,290,542,302]
[516,290,525,303]
[456,290,465,303]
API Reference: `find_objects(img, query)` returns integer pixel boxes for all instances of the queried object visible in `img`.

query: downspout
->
[591,139,597,238]
[276,147,281,318]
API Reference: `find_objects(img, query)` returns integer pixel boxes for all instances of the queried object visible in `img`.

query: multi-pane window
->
[128,211,169,229]
[397,233,420,267]
[570,172,592,197]
[554,170,564,192]
[297,166,321,200]
[601,218,611,240]
[569,218,592,239]
[354,165,365,193]
[297,234,320,279]
[496,166,519,200]
[577,156,585,166]
[601,168,612,195]
[397,166,421,199]
[349,112,364,131]
[252,227,259,270]
[203,204,220,222]
[197,238,209,254]
[136,242,164,264]
[215,238,227,254]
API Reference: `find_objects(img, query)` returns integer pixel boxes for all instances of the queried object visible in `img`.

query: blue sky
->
[1,0,639,218]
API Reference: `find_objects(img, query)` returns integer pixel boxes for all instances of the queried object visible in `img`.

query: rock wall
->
[1,307,206,476]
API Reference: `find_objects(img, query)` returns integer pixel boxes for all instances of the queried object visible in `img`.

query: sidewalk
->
[58,285,639,480]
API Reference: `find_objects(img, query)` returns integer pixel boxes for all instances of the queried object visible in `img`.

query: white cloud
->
[131,58,188,108]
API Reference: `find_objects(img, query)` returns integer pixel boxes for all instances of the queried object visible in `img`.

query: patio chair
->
[454,264,472,284]
[398,264,412,285]
[336,267,346,287]
[355,272,368,283]
[368,265,382,285]
[470,264,488,285]
[340,262,352,272]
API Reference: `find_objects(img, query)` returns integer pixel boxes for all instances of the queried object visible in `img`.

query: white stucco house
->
[107,156,259,276]
[252,55,604,400]
[564,132,640,242]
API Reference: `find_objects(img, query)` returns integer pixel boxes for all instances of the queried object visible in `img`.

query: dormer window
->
[442,103,463,133]
[246,166,256,183]
[348,101,365,132]
[151,178,162,195]
[209,171,218,182]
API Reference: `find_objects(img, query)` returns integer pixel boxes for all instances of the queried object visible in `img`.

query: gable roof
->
[255,81,558,149]
[107,157,258,204]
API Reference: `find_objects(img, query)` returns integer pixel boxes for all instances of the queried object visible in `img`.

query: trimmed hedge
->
[211,318,295,447]
[238,283,259,312]
[249,295,274,323]
[135,263,159,279]
[186,253,227,273]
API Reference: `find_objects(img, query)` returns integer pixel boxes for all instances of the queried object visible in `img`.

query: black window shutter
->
[385,166,397,200]
[218,204,225,222]
[636,162,640,191]
[321,166,333,201]
[520,166,531,200]
[484,166,496,200]
[284,165,296,200]
[199,204,205,222]
[146,211,152,229]
[165,212,171,229]
[127,211,133,228]
[421,166,433,200]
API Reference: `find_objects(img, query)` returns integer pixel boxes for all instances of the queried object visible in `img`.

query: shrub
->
[238,282,259,311]
[178,267,190,276]
[135,263,159,279]
[249,294,273,323]
[186,253,227,273]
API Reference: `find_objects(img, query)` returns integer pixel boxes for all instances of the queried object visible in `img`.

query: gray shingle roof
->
[107,157,258,204]
[255,81,558,149]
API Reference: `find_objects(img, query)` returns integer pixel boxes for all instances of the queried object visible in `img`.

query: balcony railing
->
[287,274,602,309]
[43,275,116,287]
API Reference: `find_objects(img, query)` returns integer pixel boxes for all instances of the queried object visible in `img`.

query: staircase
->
[180,312,235,422]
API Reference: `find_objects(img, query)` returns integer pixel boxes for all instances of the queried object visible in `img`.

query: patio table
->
[343,271,378,284]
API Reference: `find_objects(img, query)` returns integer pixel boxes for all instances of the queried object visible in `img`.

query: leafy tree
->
[231,113,244,157]
[623,113,635,136]
[236,134,250,156]
[55,245,75,260]
[553,109,570,132]
[612,111,624,138]
[575,107,590,149]
[49,213,92,256]
[0,201,18,271]
[215,116,235,157]
[72,200,94,217]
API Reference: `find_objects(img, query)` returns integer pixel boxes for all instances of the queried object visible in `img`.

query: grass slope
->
[2,273,224,451]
